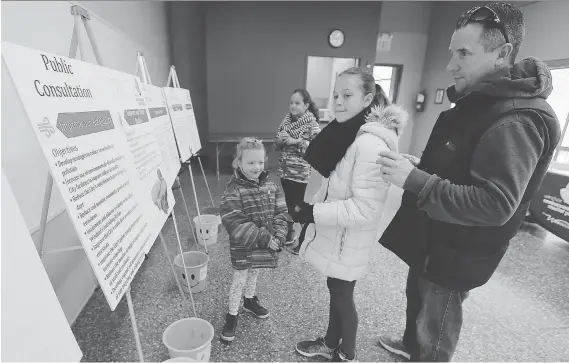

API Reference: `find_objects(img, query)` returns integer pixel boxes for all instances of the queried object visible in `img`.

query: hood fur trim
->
[365,104,409,136]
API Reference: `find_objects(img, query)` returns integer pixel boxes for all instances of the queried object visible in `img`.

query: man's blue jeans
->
[402,269,470,361]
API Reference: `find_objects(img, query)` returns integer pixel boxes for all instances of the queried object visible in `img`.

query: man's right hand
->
[401,153,421,166]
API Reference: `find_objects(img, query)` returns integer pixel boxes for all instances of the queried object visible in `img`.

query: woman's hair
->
[231,137,266,169]
[337,67,391,108]
[292,88,319,121]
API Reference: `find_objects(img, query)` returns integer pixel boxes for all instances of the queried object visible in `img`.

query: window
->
[373,64,402,103]
[547,60,569,169]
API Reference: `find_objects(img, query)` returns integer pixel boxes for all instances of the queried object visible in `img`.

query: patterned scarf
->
[280,111,316,138]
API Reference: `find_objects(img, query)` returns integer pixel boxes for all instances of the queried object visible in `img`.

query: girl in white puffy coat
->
[292,67,408,362]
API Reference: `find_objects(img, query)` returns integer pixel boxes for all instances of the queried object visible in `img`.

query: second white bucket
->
[174,251,209,294]
[193,215,221,246]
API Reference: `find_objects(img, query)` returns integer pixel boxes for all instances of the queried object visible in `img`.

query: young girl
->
[292,68,409,361]
[219,137,288,342]
[274,89,321,251]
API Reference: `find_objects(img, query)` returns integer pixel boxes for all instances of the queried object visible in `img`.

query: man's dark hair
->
[456,2,525,62]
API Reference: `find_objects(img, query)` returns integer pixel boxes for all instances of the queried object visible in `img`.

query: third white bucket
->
[163,318,214,361]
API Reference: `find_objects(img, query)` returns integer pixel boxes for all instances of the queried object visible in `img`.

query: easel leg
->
[73,11,88,60]
[216,142,220,183]
[171,212,197,318]
[81,16,103,66]
[188,162,208,254]
[175,177,199,248]
[37,173,53,256]
[126,286,145,362]
[197,156,215,207]
[159,231,191,317]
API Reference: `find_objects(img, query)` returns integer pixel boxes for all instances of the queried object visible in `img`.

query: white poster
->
[145,84,182,187]
[182,88,202,155]
[108,77,177,254]
[163,86,201,162]
[1,168,83,362]
[2,41,154,310]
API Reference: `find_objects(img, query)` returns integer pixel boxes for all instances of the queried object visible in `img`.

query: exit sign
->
[377,33,393,52]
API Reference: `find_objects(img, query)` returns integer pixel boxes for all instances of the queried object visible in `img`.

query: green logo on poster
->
[37,117,55,138]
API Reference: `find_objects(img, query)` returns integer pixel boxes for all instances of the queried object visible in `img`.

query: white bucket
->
[193,215,221,246]
[174,251,209,293]
[163,318,214,361]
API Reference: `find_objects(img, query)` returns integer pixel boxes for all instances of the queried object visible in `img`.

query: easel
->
[134,53,204,335]
[134,52,195,319]
[165,65,217,255]
[35,6,144,361]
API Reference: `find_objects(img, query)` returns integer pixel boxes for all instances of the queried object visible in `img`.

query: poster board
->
[1,41,158,310]
[107,75,177,254]
[144,84,182,186]
[163,87,202,162]
[1,168,83,362]
[182,88,202,156]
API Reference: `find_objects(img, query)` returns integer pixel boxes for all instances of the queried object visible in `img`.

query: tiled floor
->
[72,168,569,362]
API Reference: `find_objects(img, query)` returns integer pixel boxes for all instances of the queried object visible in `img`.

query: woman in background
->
[274,89,321,253]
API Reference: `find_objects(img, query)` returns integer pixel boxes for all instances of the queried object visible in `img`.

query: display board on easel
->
[163,66,202,162]
[142,83,182,187]
[2,40,156,310]
[163,65,217,248]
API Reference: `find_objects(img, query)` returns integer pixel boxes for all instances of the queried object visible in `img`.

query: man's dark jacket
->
[380,57,561,291]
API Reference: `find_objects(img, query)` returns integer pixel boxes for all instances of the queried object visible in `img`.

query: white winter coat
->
[299,104,407,281]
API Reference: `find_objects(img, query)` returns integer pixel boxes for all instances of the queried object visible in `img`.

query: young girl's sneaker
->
[295,337,336,359]
[332,347,358,362]
[377,335,410,360]
[292,244,301,255]
[243,296,270,318]
[285,232,296,246]
[221,313,238,342]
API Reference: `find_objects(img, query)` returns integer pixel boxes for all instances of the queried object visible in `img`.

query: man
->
[376,3,560,361]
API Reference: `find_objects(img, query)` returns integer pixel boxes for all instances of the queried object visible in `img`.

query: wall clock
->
[328,29,345,48]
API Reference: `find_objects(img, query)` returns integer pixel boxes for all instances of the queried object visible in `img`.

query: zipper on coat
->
[338,228,347,260]
[423,255,430,274]
[303,179,331,252]
[304,228,318,251]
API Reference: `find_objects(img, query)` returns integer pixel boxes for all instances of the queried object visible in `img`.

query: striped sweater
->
[220,170,288,269]
[275,111,321,183]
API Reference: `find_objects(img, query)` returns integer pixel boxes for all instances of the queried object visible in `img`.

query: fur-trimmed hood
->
[358,103,409,153]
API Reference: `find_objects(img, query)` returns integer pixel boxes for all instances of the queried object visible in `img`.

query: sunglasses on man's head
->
[458,5,510,45]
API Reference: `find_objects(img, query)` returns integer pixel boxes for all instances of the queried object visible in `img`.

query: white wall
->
[204,1,383,140]
[375,1,433,153]
[517,1,569,61]
[167,2,209,143]
[1,0,171,324]
[409,1,568,156]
